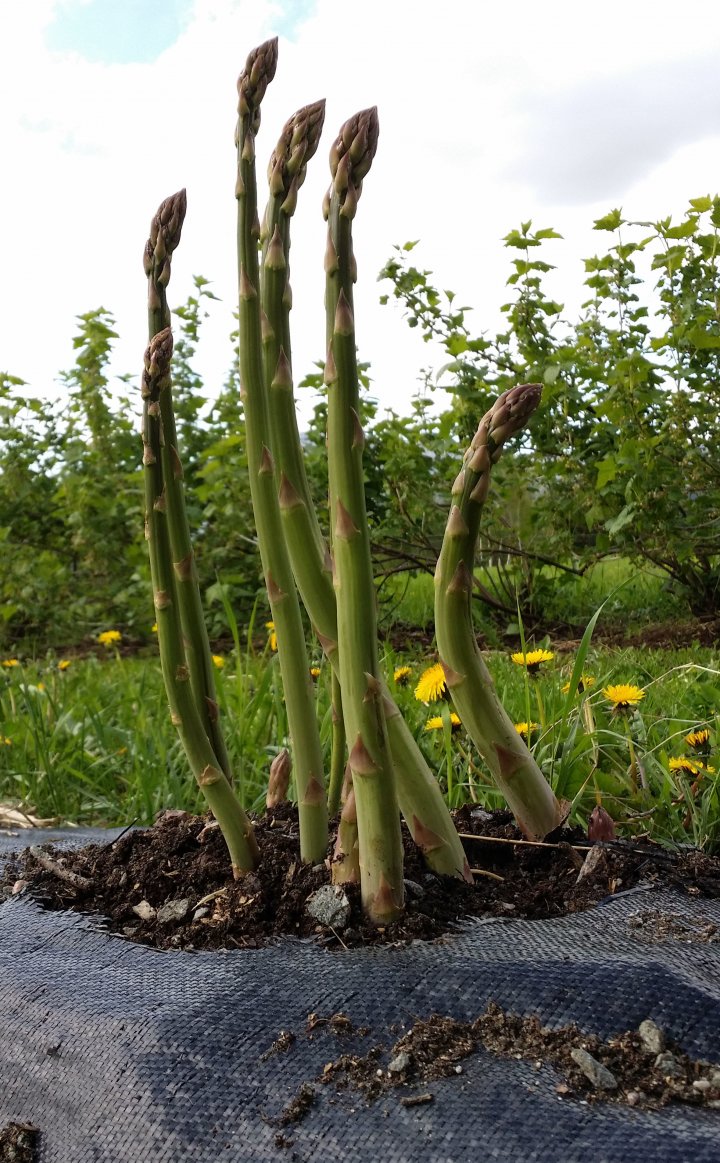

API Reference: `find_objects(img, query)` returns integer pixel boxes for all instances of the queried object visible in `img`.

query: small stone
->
[156,898,191,924]
[192,907,209,922]
[11,879,28,894]
[470,809,493,822]
[454,1065,463,1075]
[693,1079,711,1093]
[638,1020,665,1055]
[654,1052,684,1079]
[388,1052,411,1074]
[707,1100,720,1110]
[132,900,156,921]
[626,1091,642,1106]
[707,1068,720,1088]
[570,1048,618,1091]
[403,879,423,899]
[306,885,351,930]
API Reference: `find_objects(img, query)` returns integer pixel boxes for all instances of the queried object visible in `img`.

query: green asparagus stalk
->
[143,191,232,782]
[262,99,470,882]
[435,384,566,839]
[141,329,258,874]
[327,672,346,817]
[236,40,328,864]
[324,108,405,924]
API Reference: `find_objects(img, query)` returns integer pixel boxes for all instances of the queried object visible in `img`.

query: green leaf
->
[664,217,698,240]
[689,196,712,212]
[595,457,617,489]
[593,209,623,232]
[605,504,636,536]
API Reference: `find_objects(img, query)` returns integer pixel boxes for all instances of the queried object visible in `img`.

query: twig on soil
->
[459,833,592,851]
[469,868,505,882]
[29,846,92,891]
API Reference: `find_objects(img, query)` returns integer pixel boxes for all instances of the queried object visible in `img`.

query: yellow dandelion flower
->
[58,659,72,671]
[151,623,158,634]
[393,666,412,686]
[212,655,225,669]
[36,682,45,692]
[98,630,122,647]
[515,721,540,741]
[685,728,711,752]
[310,666,321,680]
[669,756,703,776]
[265,621,277,652]
[511,649,554,673]
[1,736,11,746]
[561,675,596,696]
[602,683,644,710]
[2,659,20,668]
[414,663,447,704]
[425,712,461,733]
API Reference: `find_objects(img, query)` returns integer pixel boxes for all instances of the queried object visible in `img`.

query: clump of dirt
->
[0,1122,39,1163]
[313,1004,720,1112]
[2,804,719,951]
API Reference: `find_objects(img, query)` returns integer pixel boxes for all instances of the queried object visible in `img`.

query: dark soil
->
[2,804,719,951]
[280,1004,720,1115]
[0,1123,39,1163]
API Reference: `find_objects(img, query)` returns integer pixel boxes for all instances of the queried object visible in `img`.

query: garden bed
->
[3,804,719,951]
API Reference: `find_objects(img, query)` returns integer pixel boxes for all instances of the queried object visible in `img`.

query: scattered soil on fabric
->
[2,804,719,951]
[0,1123,39,1163]
[304,1004,720,1113]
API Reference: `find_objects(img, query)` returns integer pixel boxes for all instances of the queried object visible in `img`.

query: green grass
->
[2,636,719,851]
[379,558,690,635]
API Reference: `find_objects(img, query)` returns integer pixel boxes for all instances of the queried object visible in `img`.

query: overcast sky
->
[2,0,720,425]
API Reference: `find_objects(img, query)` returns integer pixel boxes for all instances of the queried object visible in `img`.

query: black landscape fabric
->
[1,829,719,1163]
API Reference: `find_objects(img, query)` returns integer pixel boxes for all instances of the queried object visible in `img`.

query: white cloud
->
[1,0,720,426]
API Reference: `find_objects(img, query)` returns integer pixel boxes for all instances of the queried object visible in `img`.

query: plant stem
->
[324,109,405,923]
[435,385,566,839]
[265,102,469,882]
[143,191,232,782]
[141,330,257,873]
[236,40,328,864]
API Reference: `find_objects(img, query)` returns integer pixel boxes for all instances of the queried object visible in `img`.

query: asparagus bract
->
[435,384,566,839]
[236,40,328,864]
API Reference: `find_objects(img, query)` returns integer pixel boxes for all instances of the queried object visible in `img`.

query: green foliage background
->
[1,197,718,651]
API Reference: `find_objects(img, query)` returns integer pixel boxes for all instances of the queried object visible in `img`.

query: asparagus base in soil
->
[3,806,719,951]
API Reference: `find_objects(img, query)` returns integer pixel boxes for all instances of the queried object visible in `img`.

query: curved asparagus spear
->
[261,101,470,881]
[141,329,258,873]
[435,384,566,839]
[236,40,328,863]
[143,190,232,782]
[324,108,405,924]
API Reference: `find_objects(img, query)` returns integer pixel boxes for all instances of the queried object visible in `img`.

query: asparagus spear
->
[435,384,566,839]
[141,328,258,874]
[143,191,232,782]
[236,40,328,864]
[324,108,405,924]
[262,102,470,882]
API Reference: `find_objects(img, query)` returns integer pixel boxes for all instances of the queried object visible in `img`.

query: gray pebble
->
[388,1051,411,1074]
[306,884,351,930]
[570,1048,618,1090]
[156,898,191,924]
[638,1019,665,1055]
[654,1052,685,1079]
